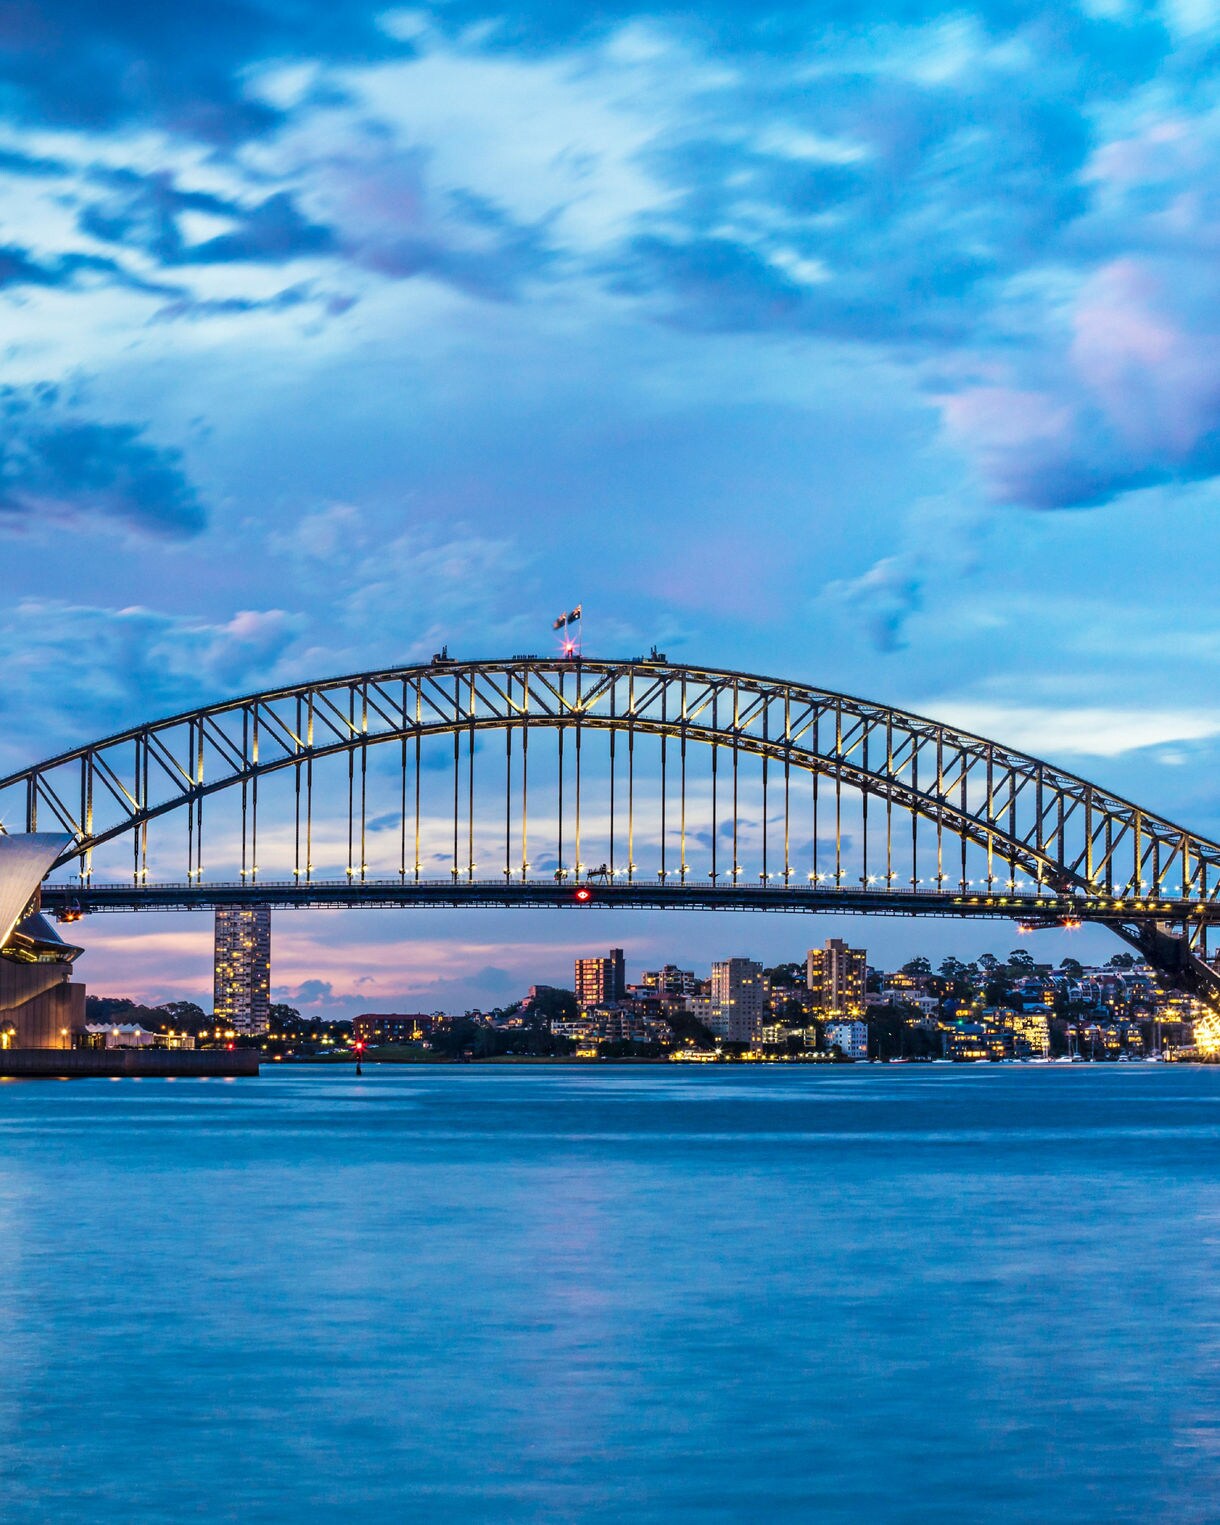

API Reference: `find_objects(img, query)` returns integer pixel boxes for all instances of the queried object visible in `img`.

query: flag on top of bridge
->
[553,605,582,630]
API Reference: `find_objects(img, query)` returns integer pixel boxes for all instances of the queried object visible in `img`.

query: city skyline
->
[82,932,1202,1066]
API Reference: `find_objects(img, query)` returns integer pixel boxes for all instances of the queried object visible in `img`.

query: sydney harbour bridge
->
[4,653,1220,1010]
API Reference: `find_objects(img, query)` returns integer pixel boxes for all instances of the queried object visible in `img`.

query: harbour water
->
[2,1064,1219,1523]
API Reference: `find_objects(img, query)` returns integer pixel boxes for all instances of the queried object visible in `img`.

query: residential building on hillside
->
[806,938,866,1020]
[575,949,626,1008]
[710,958,765,1042]
[640,965,700,996]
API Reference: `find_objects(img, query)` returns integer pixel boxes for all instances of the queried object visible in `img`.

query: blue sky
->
[5,0,1220,1011]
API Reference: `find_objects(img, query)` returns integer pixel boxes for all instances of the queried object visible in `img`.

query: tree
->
[937,957,973,1001]
[157,1000,207,1027]
[1059,957,1083,978]
[522,987,577,1023]
[85,996,137,1022]
[1107,952,1135,969]
[764,962,804,988]
[901,957,932,977]
[268,1003,302,1027]
[977,953,1000,974]
[664,1010,716,1048]
[1007,949,1036,974]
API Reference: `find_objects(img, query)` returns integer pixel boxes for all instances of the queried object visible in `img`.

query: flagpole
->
[552,604,583,659]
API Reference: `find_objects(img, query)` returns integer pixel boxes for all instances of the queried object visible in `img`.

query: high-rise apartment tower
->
[214,905,272,1032]
[806,938,866,1020]
[575,948,626,1009]
[709,957,765,1043]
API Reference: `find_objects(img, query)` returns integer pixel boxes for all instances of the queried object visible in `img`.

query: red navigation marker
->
[574,887,592,903]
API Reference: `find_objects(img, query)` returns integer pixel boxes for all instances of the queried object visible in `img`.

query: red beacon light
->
[574,886,593,903]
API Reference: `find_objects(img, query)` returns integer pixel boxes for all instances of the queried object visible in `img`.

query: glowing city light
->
[1195,1009,1220,1056]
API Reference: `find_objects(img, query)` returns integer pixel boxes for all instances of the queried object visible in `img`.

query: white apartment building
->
[825,1020,868,1059]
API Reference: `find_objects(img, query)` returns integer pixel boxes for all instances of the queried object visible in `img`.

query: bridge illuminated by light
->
[3,654,1220,1008]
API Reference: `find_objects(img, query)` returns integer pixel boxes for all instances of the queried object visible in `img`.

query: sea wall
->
[0,1048,259,1078]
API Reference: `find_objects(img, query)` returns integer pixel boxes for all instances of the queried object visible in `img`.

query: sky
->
[5,0,1220,1013]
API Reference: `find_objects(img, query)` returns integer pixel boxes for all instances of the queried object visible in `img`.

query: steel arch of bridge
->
[3,654,1220,997]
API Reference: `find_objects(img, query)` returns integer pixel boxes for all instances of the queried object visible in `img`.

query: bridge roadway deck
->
[37,879,1220,926]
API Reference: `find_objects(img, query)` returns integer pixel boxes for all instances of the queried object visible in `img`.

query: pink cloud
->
[1070,260,1220,457]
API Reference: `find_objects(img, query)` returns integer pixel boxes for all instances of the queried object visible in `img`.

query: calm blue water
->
[2,1064,1219,1524]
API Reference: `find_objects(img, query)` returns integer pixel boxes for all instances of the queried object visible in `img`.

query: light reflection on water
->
[2,1064,1219,1524]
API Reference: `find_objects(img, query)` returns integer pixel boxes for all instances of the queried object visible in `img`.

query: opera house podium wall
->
[0,953,85,1049]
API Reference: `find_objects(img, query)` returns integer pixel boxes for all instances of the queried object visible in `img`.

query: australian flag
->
[552,605,582,630]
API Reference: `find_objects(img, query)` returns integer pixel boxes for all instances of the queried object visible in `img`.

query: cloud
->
[939,258,1220,508]
[78,172,336,266]
[929,701,1220,759]
[612,234,806,331]
[270,510,541,665]
[0,600,306,768]
[279,978,338,1008]
[816,497,990,654]
[0,0,1191,474]
[822,556,923,653]
[0,385,207,536]
[264,119,557,300]
[148,283,336,323]
[0,243,89,290]
[0,241,171,296]
[0,513,542,771]
[0,1,409,145]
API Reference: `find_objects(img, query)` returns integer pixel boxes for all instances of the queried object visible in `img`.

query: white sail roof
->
[0,833,72,950]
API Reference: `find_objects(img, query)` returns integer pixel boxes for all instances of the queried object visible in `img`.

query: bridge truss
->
[2,655,1220,1003]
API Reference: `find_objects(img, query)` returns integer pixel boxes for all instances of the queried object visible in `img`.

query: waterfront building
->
[575,948,626,1008]
[1007,1007,1050,1057]
[943,1022,1010,1061]
[710,958,765,1042]
[213,905,271,1033]
[353,1014,435,1044]
[84,1022,157,1050]
[824,1019,868,1059]
[806,938,867,1020]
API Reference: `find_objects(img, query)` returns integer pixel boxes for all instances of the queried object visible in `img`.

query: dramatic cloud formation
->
[1,3,1215,514]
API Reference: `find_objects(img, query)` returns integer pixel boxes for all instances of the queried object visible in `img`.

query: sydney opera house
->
[0,834,86,1050]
